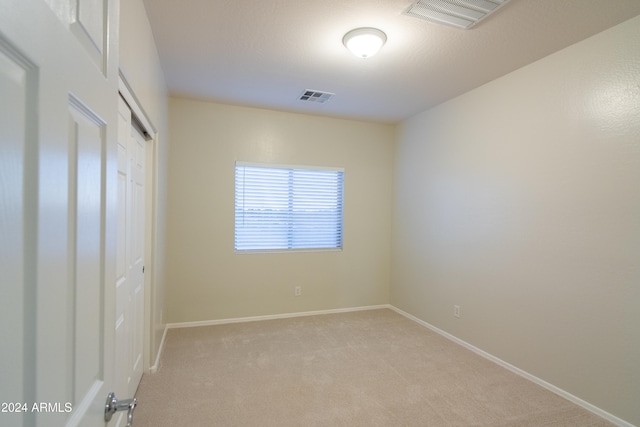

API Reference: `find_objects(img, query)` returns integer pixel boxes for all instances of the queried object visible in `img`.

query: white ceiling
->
[143,0,640,123]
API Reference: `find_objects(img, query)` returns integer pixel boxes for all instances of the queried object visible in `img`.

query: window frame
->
[234,161,345,254]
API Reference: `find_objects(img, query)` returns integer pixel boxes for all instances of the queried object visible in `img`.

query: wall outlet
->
[294,286,302,297]
[454,305,461,318]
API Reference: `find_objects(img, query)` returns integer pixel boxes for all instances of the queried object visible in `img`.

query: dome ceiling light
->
[342,27,387,58]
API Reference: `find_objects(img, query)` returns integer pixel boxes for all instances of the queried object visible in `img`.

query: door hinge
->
[142,265,145,273]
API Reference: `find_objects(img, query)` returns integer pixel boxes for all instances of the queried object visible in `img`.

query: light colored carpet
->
[134,309,613,426]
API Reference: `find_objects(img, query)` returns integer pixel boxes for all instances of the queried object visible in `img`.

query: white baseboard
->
[388,305,634,427]
[166,304,390,329]
[148,324,168,374]
[150,303,633,427]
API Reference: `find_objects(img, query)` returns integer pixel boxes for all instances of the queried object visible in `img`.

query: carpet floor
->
[133,309,613,426]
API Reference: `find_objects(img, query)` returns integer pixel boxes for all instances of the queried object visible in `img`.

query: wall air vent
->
[298,90,334,104]
[403,0,511,29]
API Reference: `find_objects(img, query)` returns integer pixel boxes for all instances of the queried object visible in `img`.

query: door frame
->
[118,71,157,374]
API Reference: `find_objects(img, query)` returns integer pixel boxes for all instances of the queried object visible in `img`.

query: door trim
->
[118,71,156,139]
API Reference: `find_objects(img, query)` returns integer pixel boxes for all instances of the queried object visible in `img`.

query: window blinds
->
[235,162,344,252]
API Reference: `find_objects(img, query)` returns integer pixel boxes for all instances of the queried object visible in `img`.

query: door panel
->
[0,36,35,427]
[68,97,106,412]
[70,0,107,72]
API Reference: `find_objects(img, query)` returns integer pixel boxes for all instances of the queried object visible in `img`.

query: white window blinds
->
[235,162,344,252]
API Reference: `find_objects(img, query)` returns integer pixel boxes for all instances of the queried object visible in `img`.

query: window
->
[234,162,344,252]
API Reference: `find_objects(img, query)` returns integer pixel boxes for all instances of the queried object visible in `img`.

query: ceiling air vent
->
[298,90,334,104]
[403,0,511,29]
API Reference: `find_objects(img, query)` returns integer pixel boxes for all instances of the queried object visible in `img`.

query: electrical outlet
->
[294,286,302,297]
[454,305,460,318]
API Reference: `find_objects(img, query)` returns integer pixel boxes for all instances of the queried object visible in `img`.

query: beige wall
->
[166,98,394,322]
[134,4,637,423]
[392,16,640,425]
[119,0,169,367]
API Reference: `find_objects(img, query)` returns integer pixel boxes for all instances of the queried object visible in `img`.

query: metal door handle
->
[105,392,137,426]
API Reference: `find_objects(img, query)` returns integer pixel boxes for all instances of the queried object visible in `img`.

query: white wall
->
[119,0,169,367]
[392,16,640,425]
[166,98,394,323]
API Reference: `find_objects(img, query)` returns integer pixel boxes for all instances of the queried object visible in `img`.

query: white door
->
[0,1,124,426]
[115,96,145,422]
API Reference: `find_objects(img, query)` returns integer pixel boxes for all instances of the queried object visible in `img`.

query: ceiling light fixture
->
[342,28,387,58]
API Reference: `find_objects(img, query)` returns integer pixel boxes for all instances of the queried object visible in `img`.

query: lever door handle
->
[105,392,137,427]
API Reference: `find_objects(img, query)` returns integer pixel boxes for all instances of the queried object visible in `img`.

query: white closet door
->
[115,97,145,418]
